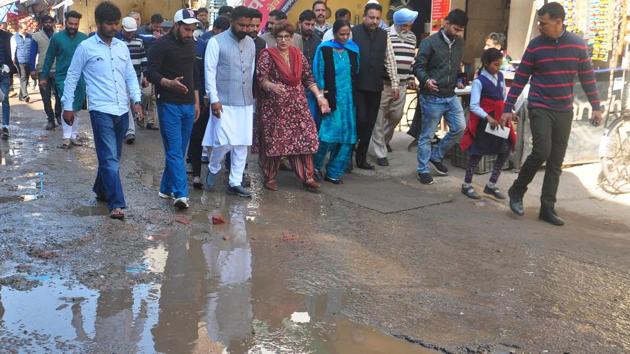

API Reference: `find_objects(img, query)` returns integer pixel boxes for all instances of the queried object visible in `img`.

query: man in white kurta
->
[202,7,255,198]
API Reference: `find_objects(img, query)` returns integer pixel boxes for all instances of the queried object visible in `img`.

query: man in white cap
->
[120,16,148,144]
[146,8,200,209]
[371,8,418,166]
[203,6,255,198]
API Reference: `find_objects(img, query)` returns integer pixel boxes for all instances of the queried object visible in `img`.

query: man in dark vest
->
[351,2,399,170]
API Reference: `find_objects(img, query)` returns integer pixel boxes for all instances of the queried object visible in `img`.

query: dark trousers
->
[40,75,61,123]
[407,95,422,139]
[17,63,30,100]
[509,108,573,210]
[189,105,210,177]
[354,90,382,163]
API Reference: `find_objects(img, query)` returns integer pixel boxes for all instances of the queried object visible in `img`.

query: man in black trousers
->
[351,2,399,169]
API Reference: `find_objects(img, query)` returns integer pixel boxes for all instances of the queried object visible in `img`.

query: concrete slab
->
[320,175,453,214]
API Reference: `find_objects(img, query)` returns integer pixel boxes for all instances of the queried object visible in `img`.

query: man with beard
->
[203,6,255,198]
[371,8,418,167]
[312,0,331,38]
[40,10,88,149]
[30,15,61,130]
[147,9,201,210]
[297,10,320,66]
[352,2,399,170]
[248,8,266,57]
[412,9,467,185]
[62,1,143,219]
[297,9,321,121]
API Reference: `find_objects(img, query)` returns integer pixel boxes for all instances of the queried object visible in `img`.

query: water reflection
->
[0,199,429,353]
[203,204,252,350]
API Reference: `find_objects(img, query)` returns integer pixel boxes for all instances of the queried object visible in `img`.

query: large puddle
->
[0,201,433,353]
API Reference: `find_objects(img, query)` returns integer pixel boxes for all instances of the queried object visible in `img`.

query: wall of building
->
[287,0,392,26]
[69,0,186,33]
[462,0,509,64]
[505,0,535,60]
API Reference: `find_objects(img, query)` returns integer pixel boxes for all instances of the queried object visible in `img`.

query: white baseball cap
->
[121,17,137,32]
[173,8,200,25]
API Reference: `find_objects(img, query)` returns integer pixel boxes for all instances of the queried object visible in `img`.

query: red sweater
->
[504,30,600,113]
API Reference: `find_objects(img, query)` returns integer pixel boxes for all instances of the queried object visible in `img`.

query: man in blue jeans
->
[147,9,200,209]
[412,9,468,185]
[62,2,143,219]
[0,27,16,140]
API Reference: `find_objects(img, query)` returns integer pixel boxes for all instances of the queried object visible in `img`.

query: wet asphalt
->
[1,94,629,353]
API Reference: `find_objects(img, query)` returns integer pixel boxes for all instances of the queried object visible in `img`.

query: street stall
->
[508,0,629,168]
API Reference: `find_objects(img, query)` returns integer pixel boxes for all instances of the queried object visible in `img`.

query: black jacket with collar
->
[0,30,17,75]
[412,29,464,97]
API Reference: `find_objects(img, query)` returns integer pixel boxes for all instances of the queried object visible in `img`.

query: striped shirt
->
[386,26,416,83]
[504,30,600,112]
[121,35,147,79]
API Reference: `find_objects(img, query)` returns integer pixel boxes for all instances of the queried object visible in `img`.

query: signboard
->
[243,0,299,32]
[431,0,450,32]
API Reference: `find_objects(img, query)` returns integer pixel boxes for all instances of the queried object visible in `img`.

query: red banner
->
[243,0,287,32]
[431,0,450,32]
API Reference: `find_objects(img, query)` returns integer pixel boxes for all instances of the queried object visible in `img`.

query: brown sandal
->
[110,208,125,220]
[303,179,320,193]
[264,180,278,191]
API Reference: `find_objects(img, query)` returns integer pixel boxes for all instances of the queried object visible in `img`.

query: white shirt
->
[63,34,141,116]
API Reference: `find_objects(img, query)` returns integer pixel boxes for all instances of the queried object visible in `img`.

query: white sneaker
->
[173,197,189,209]
[158,191,175,199]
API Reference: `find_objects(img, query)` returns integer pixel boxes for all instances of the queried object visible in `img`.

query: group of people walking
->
[0,1,604,226]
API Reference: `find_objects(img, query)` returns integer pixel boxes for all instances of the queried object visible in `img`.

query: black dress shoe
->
[484,185,506,199]
[45,122,55,130]
[376,157,389,166]
[539,209,565,226]
[509,195,524,216]
[356,161,375,170]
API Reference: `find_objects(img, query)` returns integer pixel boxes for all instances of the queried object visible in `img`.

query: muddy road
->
[1,97,629,353]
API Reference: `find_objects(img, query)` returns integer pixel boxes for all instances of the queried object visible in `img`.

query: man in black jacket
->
[0,28,16,139]
[352,2,399,170]
[412,9,467,185]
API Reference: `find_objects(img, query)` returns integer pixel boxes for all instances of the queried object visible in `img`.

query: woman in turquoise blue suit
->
[313,20,359,184]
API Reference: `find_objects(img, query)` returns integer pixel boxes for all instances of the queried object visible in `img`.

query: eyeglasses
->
[276,35,291,41]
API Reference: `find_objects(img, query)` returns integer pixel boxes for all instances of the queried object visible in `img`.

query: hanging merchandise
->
[588,0,613,62]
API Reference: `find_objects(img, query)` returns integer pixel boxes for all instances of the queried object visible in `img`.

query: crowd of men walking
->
[0,1,603,226]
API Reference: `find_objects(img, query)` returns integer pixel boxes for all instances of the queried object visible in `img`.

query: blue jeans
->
[416,95,465,174]
[90,111,129,210]
[1,75,10,126]
[157,103,195,198]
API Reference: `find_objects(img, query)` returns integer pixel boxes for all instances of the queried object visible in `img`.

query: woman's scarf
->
[263,46,303,86]
[313,39,359,113]
[317,38,360,54]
